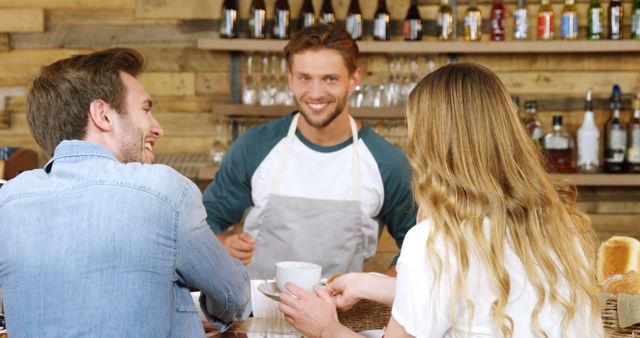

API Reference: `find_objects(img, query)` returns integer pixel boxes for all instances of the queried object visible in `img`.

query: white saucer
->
[257,281,281,302]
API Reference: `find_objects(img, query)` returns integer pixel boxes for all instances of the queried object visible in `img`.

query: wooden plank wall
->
[0,0,638,272]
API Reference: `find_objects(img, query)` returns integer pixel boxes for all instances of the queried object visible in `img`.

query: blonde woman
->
[278,62,603,338]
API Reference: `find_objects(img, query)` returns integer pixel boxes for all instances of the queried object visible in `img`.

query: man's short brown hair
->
[27,48,145,156]
[284,24,359,74]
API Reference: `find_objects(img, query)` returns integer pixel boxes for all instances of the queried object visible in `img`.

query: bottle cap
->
[552,115,563,126]
[610,84,621,110]
[585,88,593,111]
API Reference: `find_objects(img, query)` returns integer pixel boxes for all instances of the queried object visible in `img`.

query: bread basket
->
[337,299,391,332]
[602,294,640,338]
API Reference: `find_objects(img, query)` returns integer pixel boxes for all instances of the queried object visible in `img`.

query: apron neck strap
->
[271,113,361,200]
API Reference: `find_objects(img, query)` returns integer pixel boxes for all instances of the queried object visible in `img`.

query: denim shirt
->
[0,140,251,337]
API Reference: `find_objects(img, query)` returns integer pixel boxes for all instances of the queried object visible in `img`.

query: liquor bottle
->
[272,0,290,39]
[320,0,336,24]
[627,95,640,172]
[577,89,600,173]
[561,0,579,40]
[437,0,454,40]
[249,0,267,39]
[633,0,640,39]
[220,0,238,38]
[513,0,529,40]
[404,0,423,41]
[608,0,624,39]
[587,0,605,40]
[542,115,575,173]
[490,0,506,41]
[464,0,482,41]
[604,85,627,173]
[523,100,543,142]
[299,0,316,30]
[373,0,391,40]
[538,0,555,40]
[346,0,364,40]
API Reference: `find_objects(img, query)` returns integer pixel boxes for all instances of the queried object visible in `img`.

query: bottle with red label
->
[538,0,555,40]
[490,0,506,40]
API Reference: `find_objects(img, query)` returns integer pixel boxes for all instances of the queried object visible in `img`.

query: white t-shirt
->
[392,219,604,338]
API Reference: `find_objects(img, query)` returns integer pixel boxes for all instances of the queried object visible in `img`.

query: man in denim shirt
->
[0,48,251,337]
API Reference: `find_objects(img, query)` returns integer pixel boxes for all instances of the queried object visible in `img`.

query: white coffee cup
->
[275,261,322,293]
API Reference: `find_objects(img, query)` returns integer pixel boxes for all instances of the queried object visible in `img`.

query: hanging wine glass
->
[242,54,258,105]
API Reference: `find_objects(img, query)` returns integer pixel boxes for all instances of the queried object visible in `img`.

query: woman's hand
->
[278,283,352,338]
[326,273,365,311]
[328,272,396,309]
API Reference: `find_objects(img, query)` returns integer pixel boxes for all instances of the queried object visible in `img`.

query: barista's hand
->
[217,232,256,265]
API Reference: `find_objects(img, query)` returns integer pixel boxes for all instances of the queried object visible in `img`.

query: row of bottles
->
[221,0,640,41]
[221,0,387,40]
[523,86,640,173]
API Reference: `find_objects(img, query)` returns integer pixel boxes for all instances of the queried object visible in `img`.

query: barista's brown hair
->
[27,48,145,156]
[284,23,358,74]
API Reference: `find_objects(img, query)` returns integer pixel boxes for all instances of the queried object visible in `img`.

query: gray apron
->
[247,113,366,279]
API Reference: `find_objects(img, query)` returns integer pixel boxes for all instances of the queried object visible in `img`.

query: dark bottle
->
[404,0,423,41]
[587,0,605,40]
[299,0,316,30]
[220,0,238,38]
[542,115,575,173]
[373,0,391,41]
[608,0,624,39]
[272,0,291,39]
[627,96,640,172]
[249,0,267,39]
[320,0,336,24]
[490,0,506,40]
[346,0,363,40]
[604,85,627,173]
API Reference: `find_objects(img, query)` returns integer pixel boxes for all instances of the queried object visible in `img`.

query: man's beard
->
[119,117,147,164]
[296,94,348,128]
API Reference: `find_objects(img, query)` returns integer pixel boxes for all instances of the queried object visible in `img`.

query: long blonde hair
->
[405,62,600,337]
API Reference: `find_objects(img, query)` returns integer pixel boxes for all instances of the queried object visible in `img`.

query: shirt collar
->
[44,140,117,173]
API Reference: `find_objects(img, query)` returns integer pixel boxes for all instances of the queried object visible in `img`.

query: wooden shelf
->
[198,38,640,54]
[198,166,640,186]
[213,103,405,119]
[550,174,640,186]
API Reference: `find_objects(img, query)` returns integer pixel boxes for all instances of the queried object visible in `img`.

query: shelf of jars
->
[212,103,405,118]
[197,38,640,54]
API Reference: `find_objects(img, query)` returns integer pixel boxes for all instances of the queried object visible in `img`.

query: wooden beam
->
[136,0,219,19]
[0,0,134,9]
[0,9,45,33]
[0,34,9,52]
[138,72,196,97]
[11,25,215,49]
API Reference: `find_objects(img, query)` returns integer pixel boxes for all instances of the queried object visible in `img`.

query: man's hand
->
[278,283,352,338]
[216,232,256,265]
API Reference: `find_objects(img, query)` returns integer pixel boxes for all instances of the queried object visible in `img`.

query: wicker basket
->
[337,299,391,332]
[602,294,640,338]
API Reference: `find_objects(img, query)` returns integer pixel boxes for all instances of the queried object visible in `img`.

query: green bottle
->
[632,0,640,39]
[588,0,604,39]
